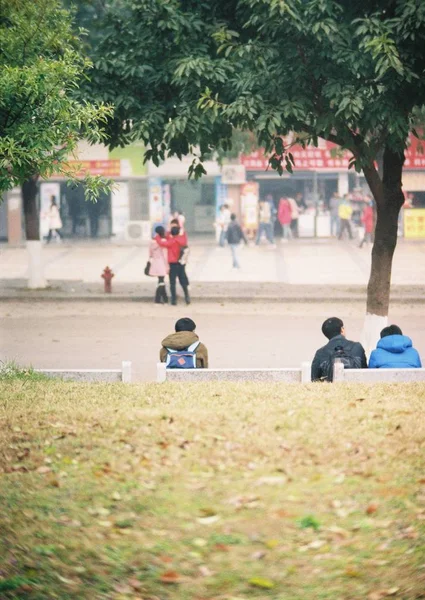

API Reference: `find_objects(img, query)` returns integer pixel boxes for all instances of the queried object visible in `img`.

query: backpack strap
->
[187,341,200,353]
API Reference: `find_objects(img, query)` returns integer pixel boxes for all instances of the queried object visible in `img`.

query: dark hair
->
[322,317,344,340]
[170,218,179,225]
[155,225,165,237]
[175,318,196,332]
[170,225,180,236]
[230,213,237,221]
[380,324,402,338]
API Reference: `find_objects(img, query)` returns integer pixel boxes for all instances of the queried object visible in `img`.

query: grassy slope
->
[0,381,424,600]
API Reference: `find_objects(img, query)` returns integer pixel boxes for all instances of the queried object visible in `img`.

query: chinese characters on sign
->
[404,209,425,239]
[241,140,352,171]
[241,134,425,171]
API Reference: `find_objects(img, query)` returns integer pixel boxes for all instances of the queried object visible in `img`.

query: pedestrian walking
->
[156,225,190,306]
[46,196,63,243]
[288,196,299,238]
[226,213,247,268]
[278,197,292,242]
[256,200,275,245]
[148,226,169,304]
[359,200,374,248]
[216,204,231,247]
[329,192,341,237]
[338,195,353,240]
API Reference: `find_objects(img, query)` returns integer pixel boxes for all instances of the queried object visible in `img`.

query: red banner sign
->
[404,136,425,169]
[241,134,425,171]
[56,160,122,178]
[241,140,352,171]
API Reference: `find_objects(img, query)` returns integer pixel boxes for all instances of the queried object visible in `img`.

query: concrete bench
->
[36,361,132,383]
[333,362,425,383]
[157,362,312,383]
[158,361,425,384]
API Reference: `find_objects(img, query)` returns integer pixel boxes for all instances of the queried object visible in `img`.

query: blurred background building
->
[2,134,425,242]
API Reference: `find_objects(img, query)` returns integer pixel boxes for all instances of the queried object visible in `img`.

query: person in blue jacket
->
[369,325,422,369]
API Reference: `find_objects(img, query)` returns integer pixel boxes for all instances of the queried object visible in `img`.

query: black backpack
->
[321,345,362,382]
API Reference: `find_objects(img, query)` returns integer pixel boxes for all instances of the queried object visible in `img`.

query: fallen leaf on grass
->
[56,574,77,585]
[249,577,275,589]
[159,570,181,584]
[36,466,52,474]
[368,588,400,600]
[366,503,379,515]
[213,543,229,552]
[113,583,132,594]
[128,578,142,591]
[198,565,213,577]
[345,567,361,578]
[255,476,286,486]
[197,515,220,525]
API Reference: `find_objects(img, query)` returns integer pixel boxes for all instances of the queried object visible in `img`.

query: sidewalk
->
[1,238,425,302]
[2,279,425,303]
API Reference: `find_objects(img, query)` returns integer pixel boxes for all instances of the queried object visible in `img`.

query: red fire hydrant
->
[102,266,114,293]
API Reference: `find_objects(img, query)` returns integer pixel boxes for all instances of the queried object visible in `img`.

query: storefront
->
[3,141,150,243]
[240,139,352,237]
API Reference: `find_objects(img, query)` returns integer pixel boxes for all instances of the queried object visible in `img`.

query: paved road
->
[2,237,425,285]
[1,301,424,381]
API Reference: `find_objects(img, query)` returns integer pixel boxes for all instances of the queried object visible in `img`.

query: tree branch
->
[363,162,384,205]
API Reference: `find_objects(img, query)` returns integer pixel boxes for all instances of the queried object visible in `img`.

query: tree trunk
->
[22,176,40,240]
[362,147,405,354]
[22,175,46,289]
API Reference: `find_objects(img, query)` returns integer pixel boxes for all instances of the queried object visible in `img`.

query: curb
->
[0,294,424,304]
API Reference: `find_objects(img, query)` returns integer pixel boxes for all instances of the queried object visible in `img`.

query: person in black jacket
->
[226,213,247,268]
[311,317,367,381]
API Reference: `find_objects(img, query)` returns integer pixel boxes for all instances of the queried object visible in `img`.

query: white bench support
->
[36,360,132,383]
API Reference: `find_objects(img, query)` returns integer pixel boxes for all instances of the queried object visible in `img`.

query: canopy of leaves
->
[0,0,112,194]
[85,0,425,176]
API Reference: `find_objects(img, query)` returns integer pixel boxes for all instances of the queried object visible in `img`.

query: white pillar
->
[338,172,349,196]
[27,241,46,289]
[157,362,166,383]
[121,361,132,383]
[333,361,345,382]
[301,362,311,383]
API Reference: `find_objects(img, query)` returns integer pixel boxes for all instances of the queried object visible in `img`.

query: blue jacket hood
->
[377,334,412,354]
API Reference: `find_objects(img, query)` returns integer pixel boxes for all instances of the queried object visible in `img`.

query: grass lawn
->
[0,380,424,600]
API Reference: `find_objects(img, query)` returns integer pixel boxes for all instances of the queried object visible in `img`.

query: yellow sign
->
[404,208,425,239]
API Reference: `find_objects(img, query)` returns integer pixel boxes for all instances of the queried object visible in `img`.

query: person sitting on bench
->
[311,317,367,381]
[369,325,422,369]
[160,318,208,369]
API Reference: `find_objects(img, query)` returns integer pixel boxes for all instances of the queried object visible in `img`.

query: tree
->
[86,0,425,346]
[0,0,111,243]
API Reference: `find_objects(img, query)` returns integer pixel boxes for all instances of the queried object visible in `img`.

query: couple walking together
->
[148,223,190,306]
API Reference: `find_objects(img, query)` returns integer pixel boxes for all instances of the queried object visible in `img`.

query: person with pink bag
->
[146,225,169,304]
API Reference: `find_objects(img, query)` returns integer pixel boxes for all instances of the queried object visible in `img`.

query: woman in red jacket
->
[359,201,374,248]
[155,225,190,305]
[278,197,292,242]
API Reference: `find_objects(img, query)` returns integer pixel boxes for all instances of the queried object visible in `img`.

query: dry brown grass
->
[0,380,424,600]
